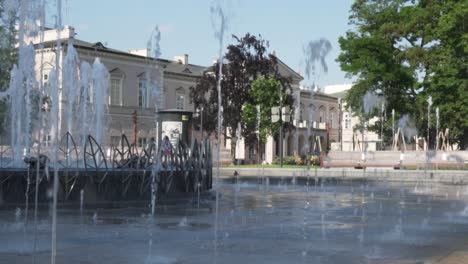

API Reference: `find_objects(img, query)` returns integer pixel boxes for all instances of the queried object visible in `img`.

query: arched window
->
[307,104,315,121]
[299,103,304,121]
[319,105,326,123]
[329,107,336,128]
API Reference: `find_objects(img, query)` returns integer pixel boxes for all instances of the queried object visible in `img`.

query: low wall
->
[218,167,468,184]
[0,168,212,205]
[324,150,468,168]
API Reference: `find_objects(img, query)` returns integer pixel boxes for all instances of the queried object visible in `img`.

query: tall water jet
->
[392,109,395,147]
[380,102,385,150]
[302,38,331,162]
[51,1,63,263]
[33,2,46,262]
[49,67,60,264]
[363,91,384,115]
[362,91,385,157]
[293,89,300,155]
[211,0,229,258]
[62,41,80,168]
[436,107,439,150]
[145,26,163,217]
[303,38,332,83]
[5,0,42,166]
[306,104,313,158]
[398,114,418,148]
[91,58,109,145]
[427,96,432,150]
[63,40,80,137]
[78,61,92,149]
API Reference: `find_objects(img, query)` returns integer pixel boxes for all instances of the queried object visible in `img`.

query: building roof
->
[328,90,348,99]
[273,55,303,81]
[299,89,339,101]
[36,37,207,78]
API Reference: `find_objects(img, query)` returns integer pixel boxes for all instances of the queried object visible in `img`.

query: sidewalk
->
[217,167,468,184]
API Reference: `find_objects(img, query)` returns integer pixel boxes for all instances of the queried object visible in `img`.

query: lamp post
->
[392,109,395,148]
[279,107,284,167]
[272,89,290,168]
[338,98,343,151]
[198,106,204,141]
[132,110,137,146]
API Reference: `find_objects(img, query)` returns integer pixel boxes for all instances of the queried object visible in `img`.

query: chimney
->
[174,54,189,65]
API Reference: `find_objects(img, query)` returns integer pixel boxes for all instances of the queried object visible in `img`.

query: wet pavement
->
[1,178,468,263]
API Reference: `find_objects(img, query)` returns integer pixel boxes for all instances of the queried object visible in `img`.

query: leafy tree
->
[426,1,468,149]
[242,76,284,147]
[190,33,292,161]
[338,0,467,149]
[0,0,18,132]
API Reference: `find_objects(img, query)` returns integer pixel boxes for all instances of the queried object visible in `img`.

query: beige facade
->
[31,27,339,164]
[257,88,339,164]
[324,84,381,152]
[32,27,205,146]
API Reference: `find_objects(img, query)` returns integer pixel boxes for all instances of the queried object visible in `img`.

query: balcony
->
[292,120,327,130]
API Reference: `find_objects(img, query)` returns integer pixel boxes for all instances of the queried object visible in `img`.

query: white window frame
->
[109,76,123,106]
[138,79,151,108]
[344,114,350,129]
[175,88,185,110]
[138,137,147,148]
[330,112,336,128]
[176,93,185,110]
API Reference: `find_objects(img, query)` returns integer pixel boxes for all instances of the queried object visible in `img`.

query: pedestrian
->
[163,136,172,156]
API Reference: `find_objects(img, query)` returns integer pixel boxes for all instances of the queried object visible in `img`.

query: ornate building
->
[29,26,339,164]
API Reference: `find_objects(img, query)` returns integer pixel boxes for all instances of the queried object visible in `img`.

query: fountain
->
[0,1,467,264]
[210,1,229,259]
[427,96,433,150]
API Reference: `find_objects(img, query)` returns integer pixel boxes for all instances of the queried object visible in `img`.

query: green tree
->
[0,0,18,132]
[337,0,467,149]
[242,76,285,146]
[190,33,292,161]
[426,1,468,149]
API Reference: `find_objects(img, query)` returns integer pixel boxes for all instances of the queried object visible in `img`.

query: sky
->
[56,0,356,87]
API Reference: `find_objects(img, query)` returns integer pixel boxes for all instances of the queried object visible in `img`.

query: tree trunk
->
[230,136,237,165]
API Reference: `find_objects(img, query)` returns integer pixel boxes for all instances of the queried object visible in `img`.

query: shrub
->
[310,155,320,166]
[272,155,320,166]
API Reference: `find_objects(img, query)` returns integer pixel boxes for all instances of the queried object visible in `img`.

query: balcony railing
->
[292,120,327,130]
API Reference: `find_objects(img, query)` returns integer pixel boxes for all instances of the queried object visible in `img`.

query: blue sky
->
[60,0,355,87]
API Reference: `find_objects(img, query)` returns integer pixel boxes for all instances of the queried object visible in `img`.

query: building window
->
[42,134,51,146]
[176,93,185,110]
[138,137,147,148]
[319,106,325,123]
[330,112,335,128]
[109,77,122,106]
[345,114,351,129]
[139,79,150,108]
[175,87,186,110]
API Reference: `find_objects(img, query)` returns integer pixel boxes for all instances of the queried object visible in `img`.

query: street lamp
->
[338,98,343,151]
[198,106,204,141]
[271,93,290,167]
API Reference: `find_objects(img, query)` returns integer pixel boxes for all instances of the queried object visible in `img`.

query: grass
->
[226,164,320,169]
